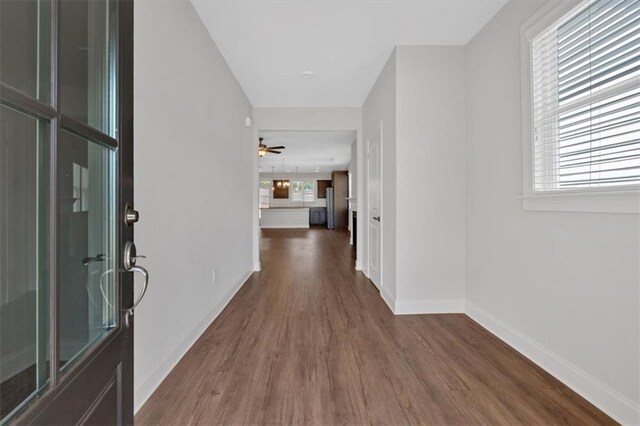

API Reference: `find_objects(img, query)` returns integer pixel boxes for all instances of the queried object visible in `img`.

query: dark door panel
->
[19,333,123,425]
[0,0,135,423]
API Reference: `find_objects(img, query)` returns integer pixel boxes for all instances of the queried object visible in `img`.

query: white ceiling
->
[259,130,356,173]
[191,0,506,107]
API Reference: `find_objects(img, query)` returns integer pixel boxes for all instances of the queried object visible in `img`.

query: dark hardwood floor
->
[136,228,615,425]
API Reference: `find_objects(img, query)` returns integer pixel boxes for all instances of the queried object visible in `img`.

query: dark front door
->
[0,0,136,424]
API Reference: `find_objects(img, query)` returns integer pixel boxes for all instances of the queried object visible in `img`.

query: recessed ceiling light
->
[301,70,314,78]
[287,169,291,172]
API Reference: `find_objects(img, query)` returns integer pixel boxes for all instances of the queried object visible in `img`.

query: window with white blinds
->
[531,0,640,191]
[290,180,315,202]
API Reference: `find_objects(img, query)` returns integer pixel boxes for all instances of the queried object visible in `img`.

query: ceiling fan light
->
[258,138,286,157]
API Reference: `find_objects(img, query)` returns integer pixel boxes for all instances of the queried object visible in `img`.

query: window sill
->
[520,190,640,214]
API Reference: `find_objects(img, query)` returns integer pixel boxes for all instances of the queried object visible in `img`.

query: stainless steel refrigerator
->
[326,187,335,229]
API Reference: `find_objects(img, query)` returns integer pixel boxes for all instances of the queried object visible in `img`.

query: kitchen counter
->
[260,207,310,229]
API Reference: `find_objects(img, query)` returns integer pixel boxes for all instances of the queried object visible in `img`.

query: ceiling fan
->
[258,137,286,157]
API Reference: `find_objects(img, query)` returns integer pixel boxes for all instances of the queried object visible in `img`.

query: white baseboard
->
[466,302,639,425]
[355,260,362,271]
[134,269,254,413]
[378,289,464,315]
[253,261,261,271]
[380,287,395,313]
[392,298,465,315]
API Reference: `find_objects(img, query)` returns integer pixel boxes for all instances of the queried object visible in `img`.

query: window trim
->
[520,0,640,214]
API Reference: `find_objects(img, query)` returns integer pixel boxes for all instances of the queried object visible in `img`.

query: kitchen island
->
[260,207,310,229]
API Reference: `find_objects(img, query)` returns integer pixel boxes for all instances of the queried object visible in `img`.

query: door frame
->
[366,120,383,290]
[0,0,135,423]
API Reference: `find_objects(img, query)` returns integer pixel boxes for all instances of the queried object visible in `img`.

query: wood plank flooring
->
[136,228,615,425]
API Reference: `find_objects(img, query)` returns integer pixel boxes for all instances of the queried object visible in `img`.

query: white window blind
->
[259,180,270,208]
[291,180,315,202]
[531,0,640,191]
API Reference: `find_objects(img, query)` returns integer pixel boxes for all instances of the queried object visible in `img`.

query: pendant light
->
[277,161,283,188]
[281,158,289,188]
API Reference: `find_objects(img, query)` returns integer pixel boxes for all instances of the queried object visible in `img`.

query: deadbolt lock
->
[124,203,139,226]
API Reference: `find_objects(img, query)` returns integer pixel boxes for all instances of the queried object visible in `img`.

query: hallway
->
[136,229,613,425]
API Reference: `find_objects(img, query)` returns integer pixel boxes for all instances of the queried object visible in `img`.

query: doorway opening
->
[257,130,358,266]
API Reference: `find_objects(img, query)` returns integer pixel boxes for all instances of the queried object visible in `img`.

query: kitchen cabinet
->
[317,180,331,199]
[332,171,349,229]
[309,207,327,225]
[273,180,289,199]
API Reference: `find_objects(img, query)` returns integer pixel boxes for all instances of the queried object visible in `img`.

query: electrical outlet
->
[212,269,217,284]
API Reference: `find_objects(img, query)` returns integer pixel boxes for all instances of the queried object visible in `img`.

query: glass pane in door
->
[58,130,116,371]
[0,0,52,104]
[0,104,50,420]
[59,0,116,136]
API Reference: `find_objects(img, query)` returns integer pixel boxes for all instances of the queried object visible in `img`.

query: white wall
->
[362,47,467,314]
[395,46,466,311]
[253,107,363,270]
[134,0,254,412]
[362,50,397,306]
[349,141,357,201]
[465,1,639,423]
[348,140,358,242]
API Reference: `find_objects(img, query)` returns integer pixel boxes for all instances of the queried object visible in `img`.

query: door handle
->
[123,241,149,327]
[373,216,381,222]
[125,265,148,327]
[82,253,105,266]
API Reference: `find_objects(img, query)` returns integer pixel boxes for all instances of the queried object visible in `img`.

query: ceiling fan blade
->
[267,146,286,150]
[267,150,282,154]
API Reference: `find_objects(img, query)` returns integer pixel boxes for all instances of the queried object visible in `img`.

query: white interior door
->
[367,122,382,289]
